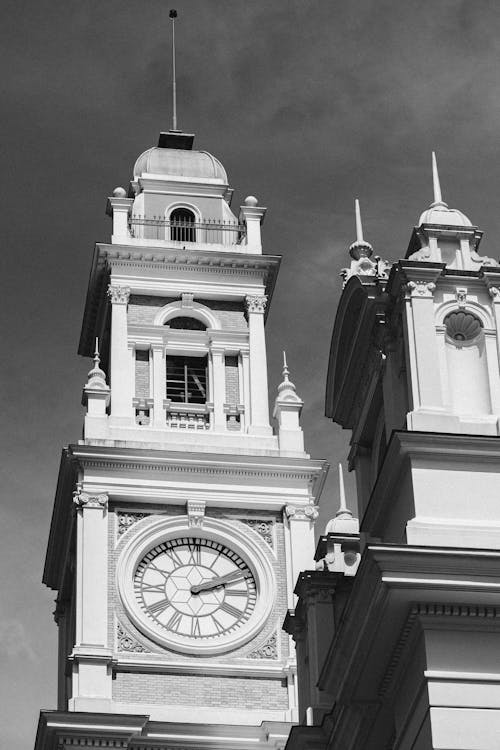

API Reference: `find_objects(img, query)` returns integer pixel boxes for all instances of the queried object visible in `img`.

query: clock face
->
[134,537,257,641]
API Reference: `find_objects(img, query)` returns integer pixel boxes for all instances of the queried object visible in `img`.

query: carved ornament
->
[489,286,500,301]
[404,280,436,298]
[285,504,319,522]
[73,488,108,510]
[242,518,274,548]
[187,499,206,527]
[247,631,278,660]
[117,512,146,536]
[107,284,131,305]
[181,292,194,307]
[245,294,268,314]
[116,622,148,653]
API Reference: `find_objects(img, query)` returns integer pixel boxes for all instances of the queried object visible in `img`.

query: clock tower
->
[34,129,327,750]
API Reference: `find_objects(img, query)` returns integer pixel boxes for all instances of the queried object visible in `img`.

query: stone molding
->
[245,294,268,314]
[107,284,131,304]
[285,504,319,522]
[73,488,108,510]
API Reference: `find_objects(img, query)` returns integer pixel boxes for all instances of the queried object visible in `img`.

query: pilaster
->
[245,294,272,436]
[284,505,318,598]
[108,285,133,426]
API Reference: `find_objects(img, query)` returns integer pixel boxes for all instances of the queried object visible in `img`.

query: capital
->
[245,294,268,315]
[73,488,108,511]
[404,280,436,299]
[107,285,131,305]
[285,504,319,522]
[489,286,500,301]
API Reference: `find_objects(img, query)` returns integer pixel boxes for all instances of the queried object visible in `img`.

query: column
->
[152,343,166,428]
[245,294,272,435]
[239,197,266,254]
[108,285,133,425]
[106,193,133,242]
[241,349,250,432]
[71,489,112,708]
[211,346,226,431]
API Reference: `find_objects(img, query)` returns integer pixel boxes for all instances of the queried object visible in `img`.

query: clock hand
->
[190,570,249,594]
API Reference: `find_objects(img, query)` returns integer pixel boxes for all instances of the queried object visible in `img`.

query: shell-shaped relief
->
[444,310,482,342]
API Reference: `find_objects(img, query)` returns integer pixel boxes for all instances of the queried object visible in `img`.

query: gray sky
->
[3,1,500,746]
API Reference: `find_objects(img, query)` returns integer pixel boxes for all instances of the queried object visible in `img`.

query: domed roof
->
[133,147,228,183]
[419,200,472,228]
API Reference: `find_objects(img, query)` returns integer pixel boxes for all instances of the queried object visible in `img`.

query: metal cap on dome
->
[158,131,195,150]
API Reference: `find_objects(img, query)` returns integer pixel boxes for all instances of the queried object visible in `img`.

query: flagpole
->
[169,9,178,131]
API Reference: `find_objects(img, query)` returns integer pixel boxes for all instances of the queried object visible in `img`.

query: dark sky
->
[3,1,500,745]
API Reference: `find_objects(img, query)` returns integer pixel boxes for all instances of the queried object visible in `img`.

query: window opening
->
[166,355,207,404]
[167,316,207,331]
[170,208,196,243]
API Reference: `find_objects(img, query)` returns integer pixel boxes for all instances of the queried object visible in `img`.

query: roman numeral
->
[220,601,244,619]
[211,614,225,634]
[187,542,202,565]
[167,610,183,633]
[148,597,170,614]
[191,618,201,637]
[168,547,184,566]
[141,583,166,594]
[225,589,248,597]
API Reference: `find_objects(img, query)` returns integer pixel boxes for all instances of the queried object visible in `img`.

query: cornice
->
[318,543,500,698]
[68,444,328,488]
[79,244,281,356]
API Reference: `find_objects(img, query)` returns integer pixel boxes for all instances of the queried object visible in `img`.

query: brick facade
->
[128,295,247,330]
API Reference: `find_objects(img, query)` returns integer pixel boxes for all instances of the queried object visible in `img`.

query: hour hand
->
[191,570,249,594]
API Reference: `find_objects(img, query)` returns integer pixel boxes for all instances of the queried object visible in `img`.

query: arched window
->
[170,208,196,243]
[167,316,207,331]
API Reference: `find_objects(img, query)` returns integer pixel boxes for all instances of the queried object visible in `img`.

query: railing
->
[129,216,246,245]
[164,400,213,430]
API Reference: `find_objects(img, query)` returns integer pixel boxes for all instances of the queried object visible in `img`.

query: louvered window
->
[166,355,207,404]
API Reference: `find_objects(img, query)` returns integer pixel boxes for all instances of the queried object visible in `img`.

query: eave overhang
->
[34,710,291,750]
[79,243,281,357]
[324,274,387,426]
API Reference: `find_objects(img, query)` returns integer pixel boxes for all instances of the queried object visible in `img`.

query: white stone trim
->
[117,515,276,656]
[434,298,494,330]
[153,299,221,329]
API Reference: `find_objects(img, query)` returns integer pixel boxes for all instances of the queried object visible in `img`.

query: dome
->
[133,147,228,183]
[419,200,472,228]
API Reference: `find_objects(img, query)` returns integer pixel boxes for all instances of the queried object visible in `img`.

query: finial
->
[169,9,179,132]
[277,350,297,394]
[431,151,447,207]
[336,463,353,518]
[349,199,373,260]
[85,337,107,388]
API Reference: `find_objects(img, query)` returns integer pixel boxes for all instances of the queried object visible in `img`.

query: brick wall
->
[135,351,150,398]
[128,295,247,330]
[225,356,240,404]
[112,672,288,710]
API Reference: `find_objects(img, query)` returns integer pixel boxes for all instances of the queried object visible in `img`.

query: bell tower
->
[34,127,327,750]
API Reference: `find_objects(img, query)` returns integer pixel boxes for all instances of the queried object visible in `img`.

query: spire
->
[355,198,364,242]
[349,199,373,261]
[431,151,447,207]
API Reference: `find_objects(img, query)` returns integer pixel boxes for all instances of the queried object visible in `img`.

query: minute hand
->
[191,570,249,594]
